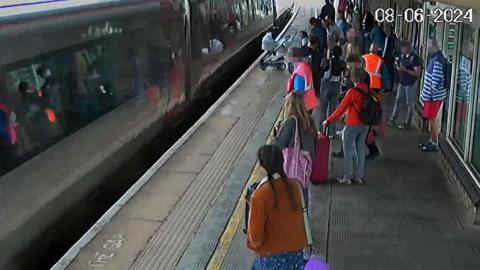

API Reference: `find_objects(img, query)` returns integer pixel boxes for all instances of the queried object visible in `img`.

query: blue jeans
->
[343,125,368,180]
[390,83,417,126]
[319,80,341,136]
[253,251,305,270]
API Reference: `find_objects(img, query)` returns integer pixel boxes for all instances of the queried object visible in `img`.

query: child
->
[300,31,309,47]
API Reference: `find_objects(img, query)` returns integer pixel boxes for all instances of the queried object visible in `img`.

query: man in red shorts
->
[419,39,448,152]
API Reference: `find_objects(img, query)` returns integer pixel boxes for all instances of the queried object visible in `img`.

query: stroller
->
[260,33,292,71]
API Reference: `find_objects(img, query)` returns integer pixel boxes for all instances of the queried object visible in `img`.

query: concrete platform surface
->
[203,91,480,270]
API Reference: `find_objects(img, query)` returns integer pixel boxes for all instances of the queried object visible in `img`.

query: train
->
[0,0,294,268]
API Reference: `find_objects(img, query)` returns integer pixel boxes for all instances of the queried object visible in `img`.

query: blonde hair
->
[284,92,317,135]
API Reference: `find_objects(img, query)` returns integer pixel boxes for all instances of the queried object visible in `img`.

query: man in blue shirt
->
[305,35,324,94]
[337,12,351,43]
[419,39,448,152]
[370,22,386,51]
[309,17,328,59]
[387,41,422,129]
[361,8,375,54]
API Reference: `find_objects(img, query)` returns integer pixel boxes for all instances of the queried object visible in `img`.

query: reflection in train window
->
[0,5,186,176]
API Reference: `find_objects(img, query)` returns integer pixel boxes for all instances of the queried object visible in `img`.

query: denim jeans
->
[319,80,341,136]
[390,83,417,126]
[343,125,368,179]
[253,251,305,270]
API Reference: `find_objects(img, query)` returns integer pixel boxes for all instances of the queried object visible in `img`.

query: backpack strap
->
[350,87,370,114]
[297,181,313,247]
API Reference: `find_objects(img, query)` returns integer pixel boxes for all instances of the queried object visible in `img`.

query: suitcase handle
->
[322,124,329,136]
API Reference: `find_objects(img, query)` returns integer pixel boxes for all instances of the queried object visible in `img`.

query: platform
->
[54,2,480,270]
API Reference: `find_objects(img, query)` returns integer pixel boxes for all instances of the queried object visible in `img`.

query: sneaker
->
[397,123,410,130]
[337,177,352,185]
[328,135,335,139]
[422,143,439,152]
[418,141,433,148]
[336,130,344,136]
[353,178,365,185]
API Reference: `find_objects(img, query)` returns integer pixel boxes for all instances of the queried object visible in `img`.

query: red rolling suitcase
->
[311,126,330,183]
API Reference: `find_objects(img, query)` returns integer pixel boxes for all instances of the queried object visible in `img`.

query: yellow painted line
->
[206,108,284,270]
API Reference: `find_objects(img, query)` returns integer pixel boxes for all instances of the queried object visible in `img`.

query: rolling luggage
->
[310,126,330,183]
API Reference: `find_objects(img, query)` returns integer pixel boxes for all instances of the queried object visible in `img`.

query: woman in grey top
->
[274,92,317,205]
[274,92,317,162]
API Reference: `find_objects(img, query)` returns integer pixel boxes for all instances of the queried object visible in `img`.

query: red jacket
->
[326,82,369,126]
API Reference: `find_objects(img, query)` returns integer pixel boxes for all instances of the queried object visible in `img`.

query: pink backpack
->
[282,117,312,188]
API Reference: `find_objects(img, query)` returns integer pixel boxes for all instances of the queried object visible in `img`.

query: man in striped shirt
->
[420,39,448,152]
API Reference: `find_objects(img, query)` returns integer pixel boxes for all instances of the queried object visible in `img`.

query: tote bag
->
[282,117,313,188]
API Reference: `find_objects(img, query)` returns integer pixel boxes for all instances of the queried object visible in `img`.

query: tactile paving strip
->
[175,74,286,270]
[129,72,281,270]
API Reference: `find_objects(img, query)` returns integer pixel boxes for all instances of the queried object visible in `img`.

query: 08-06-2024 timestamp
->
[375,8,473,23]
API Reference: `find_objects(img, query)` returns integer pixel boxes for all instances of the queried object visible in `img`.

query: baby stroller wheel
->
[287,63,295,74]
[260,61,266,71]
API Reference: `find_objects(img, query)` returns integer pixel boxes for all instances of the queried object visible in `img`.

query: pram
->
[260,33,292,71]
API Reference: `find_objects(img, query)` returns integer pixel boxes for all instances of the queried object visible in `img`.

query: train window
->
[452,23,474,152]
[0,4,186,176]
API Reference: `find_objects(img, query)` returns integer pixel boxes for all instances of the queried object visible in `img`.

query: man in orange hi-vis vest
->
[362,43,384,159]
[362,43,384,92]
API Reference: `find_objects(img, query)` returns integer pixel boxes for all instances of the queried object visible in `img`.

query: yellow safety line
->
[206,108,284,270]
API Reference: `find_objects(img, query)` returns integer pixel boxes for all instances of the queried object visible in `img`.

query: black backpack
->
[353,87,382,126]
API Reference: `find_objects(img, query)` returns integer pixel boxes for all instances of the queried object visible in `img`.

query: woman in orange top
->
[247,144,308,270]
[322,68,370,185]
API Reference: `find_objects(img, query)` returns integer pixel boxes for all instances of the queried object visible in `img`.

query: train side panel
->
[0,1,188,268]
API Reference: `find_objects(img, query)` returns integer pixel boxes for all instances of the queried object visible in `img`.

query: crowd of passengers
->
[246,0,449,269]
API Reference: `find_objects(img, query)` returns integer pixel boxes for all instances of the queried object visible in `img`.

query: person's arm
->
[247,194,267,249]
[295,75,306,91]
[320,6,327,20]
[323,60,331,73]
[273,117,295,149]
[430,60,445,91]
[401,56,422,77]
[404,66,421,78]
[326,90,354,123]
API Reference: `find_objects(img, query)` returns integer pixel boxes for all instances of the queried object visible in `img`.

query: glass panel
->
[189,0,273,97]
[472,75,480,170]
[452,24,474,151]
[441,23,456,134]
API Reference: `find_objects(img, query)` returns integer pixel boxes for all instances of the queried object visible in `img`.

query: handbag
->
[282,117,313,188]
